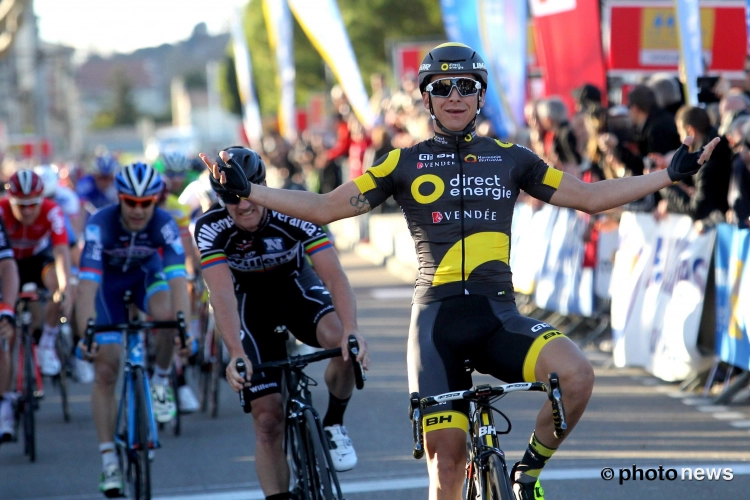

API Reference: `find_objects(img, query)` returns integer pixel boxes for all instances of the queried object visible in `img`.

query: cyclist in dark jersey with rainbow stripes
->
[203,44,719,500]
[195,147,369,500]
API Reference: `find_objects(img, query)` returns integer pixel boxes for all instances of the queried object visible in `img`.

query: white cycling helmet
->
[33,164,60,198]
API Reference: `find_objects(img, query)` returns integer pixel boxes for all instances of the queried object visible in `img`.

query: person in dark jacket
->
[658,106,732,225]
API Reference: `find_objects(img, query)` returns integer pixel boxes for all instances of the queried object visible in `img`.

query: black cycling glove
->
[216,154,252,198]
[666,143,705,183]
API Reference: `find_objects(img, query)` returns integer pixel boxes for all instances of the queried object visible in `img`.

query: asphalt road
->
[3,251,750,500]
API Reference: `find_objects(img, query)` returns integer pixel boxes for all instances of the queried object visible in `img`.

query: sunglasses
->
[120,195,157,208]
[425,78,481,98]
[10,197,42,207]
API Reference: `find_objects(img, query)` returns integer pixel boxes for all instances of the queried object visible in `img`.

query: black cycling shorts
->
[238,269,334,402]
[17,250,56,290]
[407,295,566,433]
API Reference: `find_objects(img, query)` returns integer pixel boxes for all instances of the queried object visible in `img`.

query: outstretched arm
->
[550,137,720,214]
[199,152,371,226]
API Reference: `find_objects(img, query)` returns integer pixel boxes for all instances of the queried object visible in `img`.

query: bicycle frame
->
[235,332,365,500]
[411,376,567,498]
[114,329,160,454]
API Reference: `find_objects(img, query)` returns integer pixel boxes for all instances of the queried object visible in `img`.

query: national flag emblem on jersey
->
[432,212,443,223]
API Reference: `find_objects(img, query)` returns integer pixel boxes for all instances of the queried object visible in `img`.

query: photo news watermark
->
[601,465,734,484]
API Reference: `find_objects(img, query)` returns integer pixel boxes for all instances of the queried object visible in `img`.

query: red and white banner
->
[531,0,607,111]
[605,0,747,76]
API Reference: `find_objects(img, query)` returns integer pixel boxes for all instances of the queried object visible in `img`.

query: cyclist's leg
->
[251,393,289,496]
[91,279,126,493]
[0,325,16,439]
[408,298,474,500]
[475,301,594,496]
[283,271,358,471]
[141,267,178,423]
[236,293,290,495]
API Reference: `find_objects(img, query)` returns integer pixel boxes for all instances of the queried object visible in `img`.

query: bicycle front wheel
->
[482,454,514,500]
[302,409,339,500]
[132,369,152,499]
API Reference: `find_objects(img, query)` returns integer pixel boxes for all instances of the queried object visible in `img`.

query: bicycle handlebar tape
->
[347,335,366,390]
[235,359,253,414]
[217,154,251,198]
[85,318,96,351]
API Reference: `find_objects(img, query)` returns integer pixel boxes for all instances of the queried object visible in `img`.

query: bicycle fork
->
[115,365,161,453]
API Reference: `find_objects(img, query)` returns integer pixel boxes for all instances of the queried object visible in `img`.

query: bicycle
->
[84,290,187,500]
[235,327,366,500]
[8,285,71,462]
[410,370,567,500]
[196,288,222,418]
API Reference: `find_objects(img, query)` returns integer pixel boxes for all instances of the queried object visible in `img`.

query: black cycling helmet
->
[418,42,488,93]
[418,43,487,137]
[209,146,266,203]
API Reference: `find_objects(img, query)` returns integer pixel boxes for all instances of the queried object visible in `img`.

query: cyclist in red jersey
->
[0,170,76,376]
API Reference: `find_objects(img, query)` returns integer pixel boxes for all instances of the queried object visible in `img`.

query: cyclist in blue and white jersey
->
[77,154,120,215]
[75,162,190,497]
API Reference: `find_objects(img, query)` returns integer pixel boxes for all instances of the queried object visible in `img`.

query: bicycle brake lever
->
[547,372,567,439]
[235,359,253,414]
[410,392,424,459]
[347,335,366,390]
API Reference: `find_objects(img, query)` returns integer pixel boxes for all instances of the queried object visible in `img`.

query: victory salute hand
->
[199,151,251,198]
[666,136,721,182]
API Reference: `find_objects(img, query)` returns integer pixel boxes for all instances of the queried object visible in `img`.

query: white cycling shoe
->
[324,424,357,472]
[178,385,199,413]
[37,344,61,376]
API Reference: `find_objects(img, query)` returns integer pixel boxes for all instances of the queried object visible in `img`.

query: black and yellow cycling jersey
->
[353,131,562,304]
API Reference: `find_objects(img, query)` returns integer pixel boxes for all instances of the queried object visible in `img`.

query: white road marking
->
[370,287,414,299]
[155,463,750,499]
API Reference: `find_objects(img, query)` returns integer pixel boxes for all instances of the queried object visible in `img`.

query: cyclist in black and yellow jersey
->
[202,43,720,500]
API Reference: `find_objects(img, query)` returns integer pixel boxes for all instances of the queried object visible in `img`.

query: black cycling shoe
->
[510,462,545,500]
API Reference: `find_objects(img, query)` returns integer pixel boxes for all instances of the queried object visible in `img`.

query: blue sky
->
[35,0,247,55]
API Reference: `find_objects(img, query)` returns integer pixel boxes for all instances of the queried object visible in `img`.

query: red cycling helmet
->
[6,170,45,199]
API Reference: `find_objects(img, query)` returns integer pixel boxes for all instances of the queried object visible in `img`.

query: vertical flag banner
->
[440,0,512,138]
[477,0,527,135]
[287,0,374,128]
[263,0,297,143]
[231,10,263,149]
[531,0,607,111]
[674,0,704,105]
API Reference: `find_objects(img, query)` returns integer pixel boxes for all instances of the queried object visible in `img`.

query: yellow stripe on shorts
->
[422,411,469,433]
[522,330,566,382]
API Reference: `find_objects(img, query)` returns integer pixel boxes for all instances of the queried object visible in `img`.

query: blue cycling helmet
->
[94,154,120,176]
[116,162,163,197]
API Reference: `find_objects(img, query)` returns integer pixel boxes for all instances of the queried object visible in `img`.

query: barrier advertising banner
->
[534,208,593,317]
[611,213,713,381]
[263,0,297,143]
[605,0,747,75]
[287,0,374,128]
[715,224,750,371]
[512,204,557,295]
